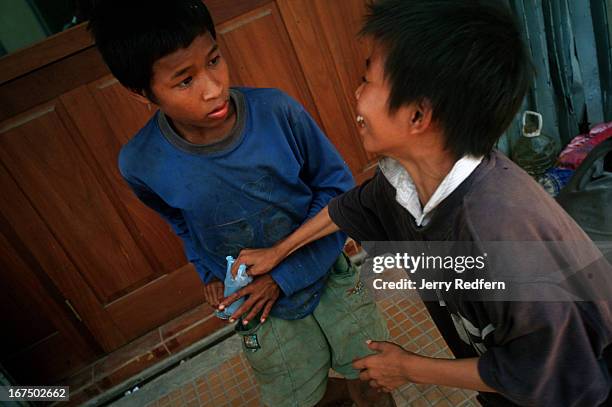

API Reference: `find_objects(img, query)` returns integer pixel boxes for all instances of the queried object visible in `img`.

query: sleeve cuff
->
[327,195,343,226]
[270,267,294,297]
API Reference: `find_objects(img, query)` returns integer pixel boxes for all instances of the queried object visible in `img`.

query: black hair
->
[87,0,216,100]
[361,0,533,158]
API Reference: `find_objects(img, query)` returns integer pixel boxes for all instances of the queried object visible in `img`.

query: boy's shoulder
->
[460,151,584,242]
[118,113,161,176]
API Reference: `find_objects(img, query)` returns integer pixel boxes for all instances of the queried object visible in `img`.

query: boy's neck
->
[169,99,237,146]
[394,138,457,206]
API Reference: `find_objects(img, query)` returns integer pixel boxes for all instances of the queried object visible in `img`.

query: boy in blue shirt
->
[88,1,391,406]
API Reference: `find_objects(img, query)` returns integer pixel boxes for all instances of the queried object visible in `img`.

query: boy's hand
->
[218,274,280,323]
[203,279,224,308]
[231,246,285,277]
[352,341,416,392]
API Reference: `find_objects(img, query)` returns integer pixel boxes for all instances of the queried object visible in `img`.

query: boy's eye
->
[361,76,368,83]
[208,55,221,67]
[178,77,193,89]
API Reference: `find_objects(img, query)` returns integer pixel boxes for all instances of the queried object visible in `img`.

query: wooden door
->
[0,0,372,385]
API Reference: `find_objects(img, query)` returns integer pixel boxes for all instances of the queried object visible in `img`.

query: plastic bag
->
[215,256,252,320]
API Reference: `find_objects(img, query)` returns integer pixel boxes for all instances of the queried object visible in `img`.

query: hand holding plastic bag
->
[215,256,252,320]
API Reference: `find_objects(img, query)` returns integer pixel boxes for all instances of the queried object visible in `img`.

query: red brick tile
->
[447,390,470,404]
[411,397,430,407]
[408,326,423,338]
[185,399,199,407]
[170,398,184,407]
[389,326,403,339]
[411,311,428,323]
[212,395,227,406]
[424,388,444,403]
[242,387,259,401]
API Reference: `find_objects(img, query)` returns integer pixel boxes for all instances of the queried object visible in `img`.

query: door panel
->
[0,103,153,302]
[61,82,186,275]
[0,121,126,352]
[277,0,371,175]
[217,3,321,122]
[0,179,100,384]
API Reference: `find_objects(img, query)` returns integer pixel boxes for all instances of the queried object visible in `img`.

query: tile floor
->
[138,287,480,407]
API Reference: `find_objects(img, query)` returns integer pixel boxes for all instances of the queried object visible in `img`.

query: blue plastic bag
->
[215,256,252,320]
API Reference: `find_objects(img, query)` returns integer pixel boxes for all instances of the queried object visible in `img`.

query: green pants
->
[235,255,389,407]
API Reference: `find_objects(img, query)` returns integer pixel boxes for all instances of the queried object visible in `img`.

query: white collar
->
[379,155,483,226]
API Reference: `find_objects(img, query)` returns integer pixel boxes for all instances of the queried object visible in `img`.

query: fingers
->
[215,284,224,300]
[218,287,248,310]
[247,264,265,276]
[229,295,258,321]
[233,251,256,277]
[241,299,265,325]
[230,261,241,278]
[204,284,217,306]
[367,340,384,352]
[352,356,368,370]
[260,300,274,323]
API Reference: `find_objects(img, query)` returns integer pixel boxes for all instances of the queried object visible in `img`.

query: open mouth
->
[208,101,229,119]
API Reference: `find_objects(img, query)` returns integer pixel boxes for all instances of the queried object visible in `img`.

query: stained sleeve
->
[120,172,215,284]
[477,299,612,406]
[328,170,389,243]
[269,95,354,296]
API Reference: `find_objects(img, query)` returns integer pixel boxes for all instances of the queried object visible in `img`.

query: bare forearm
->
[276,206,340,258]
[408,357,496,393]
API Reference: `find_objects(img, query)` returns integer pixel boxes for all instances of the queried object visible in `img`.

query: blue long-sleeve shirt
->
[119,87,354,319]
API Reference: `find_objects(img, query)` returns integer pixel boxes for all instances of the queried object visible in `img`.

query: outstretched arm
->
[353,341,496,393]
[230,206,340,277]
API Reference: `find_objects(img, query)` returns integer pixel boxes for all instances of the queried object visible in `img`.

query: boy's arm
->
[352,341,496,393]
[474,300,612,406]
[263,97,355,296]
[122,174,215,284]
[231,206,339,276]
[231,169,390,277]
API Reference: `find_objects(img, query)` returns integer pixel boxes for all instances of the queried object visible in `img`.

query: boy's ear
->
[410,99,433,132]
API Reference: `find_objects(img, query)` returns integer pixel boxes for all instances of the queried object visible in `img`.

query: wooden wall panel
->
[61,81,186,276]
[0,103,153,303]
[105,264,204,339]
[0,188,100,384]
[311,0,379,167]
[0,227,97,383]
[0,47,108,123]
[216,3,320,123]
[277,0,372,177]
[0,145,126,352]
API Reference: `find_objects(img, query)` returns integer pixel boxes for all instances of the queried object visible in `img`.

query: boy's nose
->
[201,78,222,101]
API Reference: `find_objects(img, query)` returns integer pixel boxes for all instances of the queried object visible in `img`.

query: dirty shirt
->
[119,87,354,319]
[328,152,612,406]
